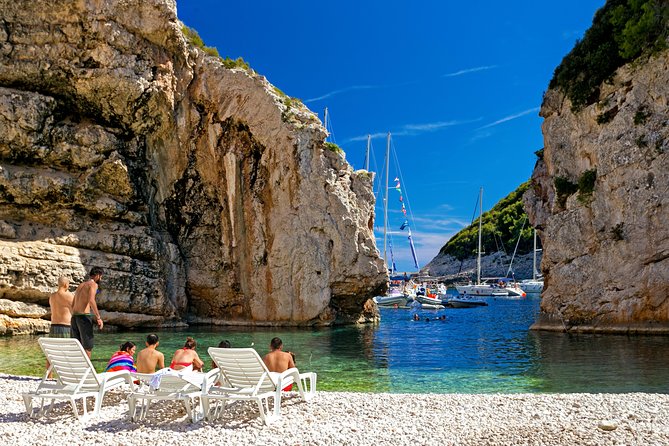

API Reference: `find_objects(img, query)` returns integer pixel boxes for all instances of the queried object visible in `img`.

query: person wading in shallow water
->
[71,267,104,358]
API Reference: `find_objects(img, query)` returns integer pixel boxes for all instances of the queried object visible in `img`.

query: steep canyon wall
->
[525,50,669,333]
[0,0,387,333]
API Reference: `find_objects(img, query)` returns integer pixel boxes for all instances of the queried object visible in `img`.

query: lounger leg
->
[255,397,268,425]
[23,395,34,417]
[71,397,81,421]
[94,391,104,416]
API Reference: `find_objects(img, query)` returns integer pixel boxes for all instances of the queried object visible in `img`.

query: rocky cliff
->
[0,0,387,334]
[524,49,669,333]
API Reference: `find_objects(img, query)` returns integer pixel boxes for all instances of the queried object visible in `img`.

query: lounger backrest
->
[155,375,200,393]
[38,337,101,390]
[208,347,276,392]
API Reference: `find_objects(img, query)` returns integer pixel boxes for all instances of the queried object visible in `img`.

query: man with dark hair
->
[71,267,104,358]
[136,334,165,373]
[263,337,295,373]
[263,337,297,391]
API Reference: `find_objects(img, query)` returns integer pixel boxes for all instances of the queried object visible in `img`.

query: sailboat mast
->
[383,133,391,270]
[323,107,329,141]
[365,134,371,171]
[477,187,483,285]
[532,229,537,280]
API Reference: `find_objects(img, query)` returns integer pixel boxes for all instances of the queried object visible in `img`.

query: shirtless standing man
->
[136,334,165,374]
[71,266,104,358]
[47,276,74,376]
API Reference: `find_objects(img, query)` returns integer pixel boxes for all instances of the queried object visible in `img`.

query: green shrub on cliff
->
[437,182,533,261]
[550,0,668,111]
[182,24,220,57]
[181,23,251,69]
[324,142,344,154]
[222,57,251,70]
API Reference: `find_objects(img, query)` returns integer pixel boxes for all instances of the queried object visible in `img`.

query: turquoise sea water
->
[2,294,669,393]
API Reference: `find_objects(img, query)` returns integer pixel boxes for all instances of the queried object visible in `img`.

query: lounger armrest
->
[278,367,300,382]
[99,370,134,387]
[202,368,220,392]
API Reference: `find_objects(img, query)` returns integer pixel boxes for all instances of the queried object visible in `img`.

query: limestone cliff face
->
[0,0,387,332]
[524,50,669,333]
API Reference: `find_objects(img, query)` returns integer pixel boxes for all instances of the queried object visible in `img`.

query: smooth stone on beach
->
[598,420,618,431]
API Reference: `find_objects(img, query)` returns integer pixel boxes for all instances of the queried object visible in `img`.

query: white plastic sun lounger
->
[23,337,134,421]
[128,368,219,422]
[202,347,317,425]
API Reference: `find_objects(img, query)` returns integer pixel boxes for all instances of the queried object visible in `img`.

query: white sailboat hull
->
[519,279,543,293]
[456,284,509,297]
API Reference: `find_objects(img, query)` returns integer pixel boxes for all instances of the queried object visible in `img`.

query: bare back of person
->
[72,279,97,314]
[49,289,73,325]
[136,347,165,374]
[263,349,294,373]
[170,348,203,371]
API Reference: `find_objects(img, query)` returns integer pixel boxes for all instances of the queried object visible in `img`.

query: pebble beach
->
[3,374,669,446]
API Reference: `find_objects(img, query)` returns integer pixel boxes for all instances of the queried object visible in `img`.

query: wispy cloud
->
[442,65,497,78]
[306,65,495,103]
[345,118,481,143]
[477,107,540,130]
[305,85,381,103]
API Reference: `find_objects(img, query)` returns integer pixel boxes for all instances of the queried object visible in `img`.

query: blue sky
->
[177,0,605,272]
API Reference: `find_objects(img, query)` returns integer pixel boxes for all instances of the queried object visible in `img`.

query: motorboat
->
[373,289,409,307]
[443,298,488,308]
[456,283,509,297]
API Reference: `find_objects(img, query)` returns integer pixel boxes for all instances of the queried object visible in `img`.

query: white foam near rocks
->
[2,373,668,446]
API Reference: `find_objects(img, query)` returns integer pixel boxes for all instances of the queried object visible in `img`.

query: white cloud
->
[345,118,481,143]
[305,85,381,103]
[477,107,540,130]
[442,65,497,78]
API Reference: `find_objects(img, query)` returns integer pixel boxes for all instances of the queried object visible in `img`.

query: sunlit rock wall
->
[524,50,669,333]
[0,0,387,332]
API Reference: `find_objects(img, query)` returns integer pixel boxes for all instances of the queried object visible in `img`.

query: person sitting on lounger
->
[211,339,231,369]
[263,337,296,391]
[136,334,165,374]
[169,336,204,371]
[105,341,137,373]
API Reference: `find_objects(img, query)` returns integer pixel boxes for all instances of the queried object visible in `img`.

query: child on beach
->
[136,334,165,374]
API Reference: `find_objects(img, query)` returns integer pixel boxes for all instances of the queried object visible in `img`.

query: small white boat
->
[444,298,488,308]
[456,283,509,297]
[373,290,409,307]
[407,297,444,310]
[519,229,543,294]
[519,279,543,293]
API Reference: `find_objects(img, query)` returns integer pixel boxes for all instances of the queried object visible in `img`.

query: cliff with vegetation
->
[422,182,542,280]
[524,0,669,333]
[0,0,387,334]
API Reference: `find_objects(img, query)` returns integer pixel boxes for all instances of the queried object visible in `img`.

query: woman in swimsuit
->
[169,336,204,371]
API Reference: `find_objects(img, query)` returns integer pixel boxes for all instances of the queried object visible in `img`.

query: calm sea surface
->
[2,294,669,393]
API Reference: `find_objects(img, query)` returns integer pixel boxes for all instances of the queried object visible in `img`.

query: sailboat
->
[455,188,525,297]
[372,133,429,308]
[519,229,544,293]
